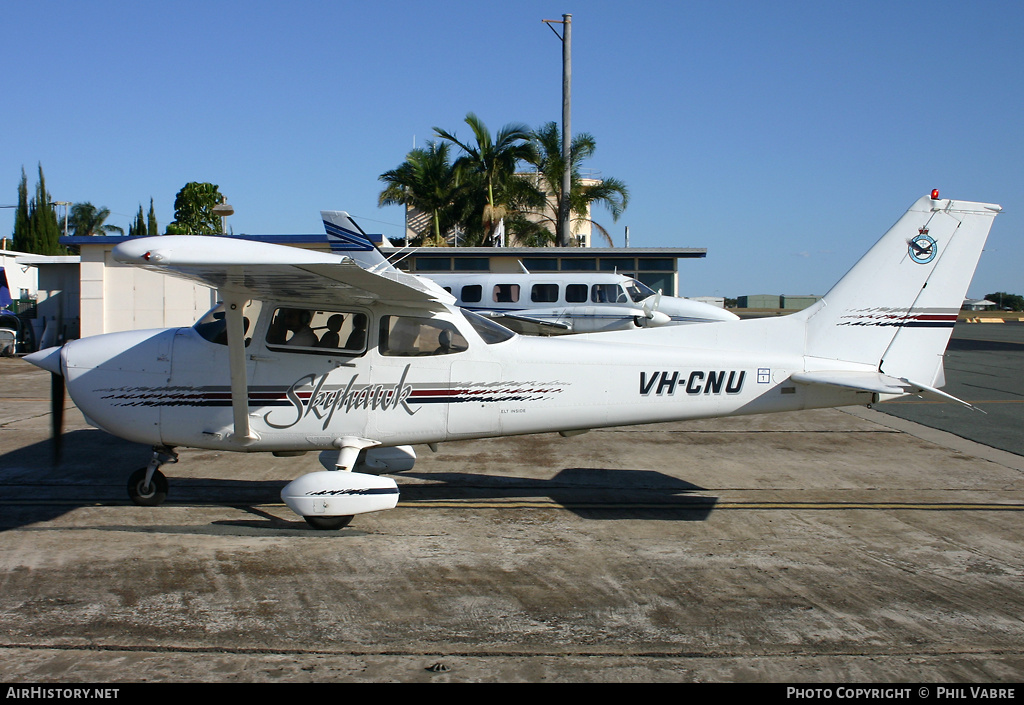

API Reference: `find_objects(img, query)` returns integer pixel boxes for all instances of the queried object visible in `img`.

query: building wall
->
[6,253,80,349]
[79,244,215,338]
[35,263,81,346]
[1,250,40,298]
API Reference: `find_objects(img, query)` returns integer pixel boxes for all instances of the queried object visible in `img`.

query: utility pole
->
[544,13,572,247]
[52,202,71,237]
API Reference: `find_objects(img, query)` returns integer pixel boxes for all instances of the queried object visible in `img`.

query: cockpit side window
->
[592,284,627,304]
[193,301,261,346]
[266,308,368,355]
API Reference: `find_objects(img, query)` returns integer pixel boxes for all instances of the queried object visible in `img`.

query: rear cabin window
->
[461,284,482,303]
[531,284,559,303]
[379,316,469,356]
[565,284,587,303]
[266,308,368,355]
[492,284,520,303]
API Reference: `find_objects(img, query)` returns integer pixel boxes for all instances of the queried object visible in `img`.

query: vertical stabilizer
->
[800,193,1000,384]
[321,211,395,272]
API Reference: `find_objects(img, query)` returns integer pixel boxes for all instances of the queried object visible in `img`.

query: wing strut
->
[224,294,259,443]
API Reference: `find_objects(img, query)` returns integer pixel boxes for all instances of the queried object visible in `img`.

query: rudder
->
[800,192,1000,384]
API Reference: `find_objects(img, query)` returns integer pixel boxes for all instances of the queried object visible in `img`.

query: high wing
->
[112,235,455,310]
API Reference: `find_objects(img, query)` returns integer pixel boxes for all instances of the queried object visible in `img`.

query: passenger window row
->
[458,283,629,305]
[265,308,469,357]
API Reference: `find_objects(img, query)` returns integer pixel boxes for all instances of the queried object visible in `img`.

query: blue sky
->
[3,0,1021,299]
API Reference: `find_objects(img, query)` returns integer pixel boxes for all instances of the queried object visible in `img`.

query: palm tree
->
[526,122,629,246]
[68,202,124,237]
[379,141,461,246]
[434,113,542,245]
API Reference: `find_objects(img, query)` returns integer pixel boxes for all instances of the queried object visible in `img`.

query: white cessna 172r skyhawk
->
[26,191,1000,529]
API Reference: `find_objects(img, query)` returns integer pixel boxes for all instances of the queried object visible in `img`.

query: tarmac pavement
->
[874,322,1024,457]
[0,336,1022,683]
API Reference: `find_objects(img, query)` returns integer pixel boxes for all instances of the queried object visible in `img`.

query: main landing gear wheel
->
[303,515,354,530]
[127,468,168,507]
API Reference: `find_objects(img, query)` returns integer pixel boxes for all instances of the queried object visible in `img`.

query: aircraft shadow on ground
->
[0,430,717,532]
[398,467,717,521]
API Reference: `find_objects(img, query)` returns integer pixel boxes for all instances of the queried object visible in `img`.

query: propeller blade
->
[643,291,663,319]
[50,371,64,463]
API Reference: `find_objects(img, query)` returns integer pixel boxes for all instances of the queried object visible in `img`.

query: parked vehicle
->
[0,311,20,356]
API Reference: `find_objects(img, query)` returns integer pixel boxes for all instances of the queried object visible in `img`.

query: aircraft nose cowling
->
[54,329,175,446]
[24,345,65,376]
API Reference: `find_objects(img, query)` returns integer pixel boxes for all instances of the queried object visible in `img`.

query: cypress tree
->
[147,198,159,236]
[29,165,64,255]
[131,204,147,237]
[12,168,32,252]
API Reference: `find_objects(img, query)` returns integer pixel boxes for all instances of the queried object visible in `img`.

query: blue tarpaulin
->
[0,268,12,309]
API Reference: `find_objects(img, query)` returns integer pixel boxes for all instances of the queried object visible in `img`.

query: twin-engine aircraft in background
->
[26,192,1000,529]
[323,212,738,334]
[417,270,738,335]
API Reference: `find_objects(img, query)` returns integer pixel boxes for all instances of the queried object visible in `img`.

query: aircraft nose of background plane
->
[710,307,740,322]
[24,345,64,376]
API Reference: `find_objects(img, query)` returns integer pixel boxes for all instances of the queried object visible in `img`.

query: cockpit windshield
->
[625,279,657,303]
[461,308,515,344]
[193,301,261,346]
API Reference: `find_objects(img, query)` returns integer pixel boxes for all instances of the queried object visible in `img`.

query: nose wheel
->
[127,446,177,506]
[127,467,168,506]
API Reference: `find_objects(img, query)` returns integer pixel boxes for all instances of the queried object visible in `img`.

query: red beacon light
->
[931,189,940,200]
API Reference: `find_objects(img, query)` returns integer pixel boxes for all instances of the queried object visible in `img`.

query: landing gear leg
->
[128,446,177,507]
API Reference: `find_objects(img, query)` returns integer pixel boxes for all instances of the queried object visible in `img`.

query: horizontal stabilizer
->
[790,370,982,412]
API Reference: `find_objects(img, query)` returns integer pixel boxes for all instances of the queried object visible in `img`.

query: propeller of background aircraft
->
[636,290,666,327]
